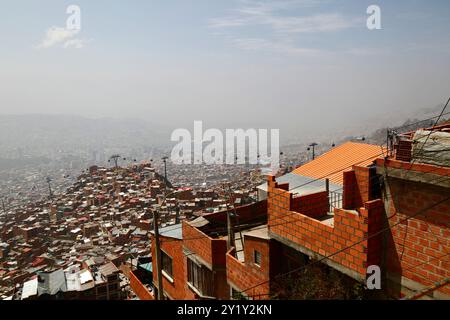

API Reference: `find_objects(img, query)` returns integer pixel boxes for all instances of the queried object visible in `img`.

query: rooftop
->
[242,225,269,240]
[98,262,119,277]
[292,141,384,185]
[150,223,183,240]
[21,277,38,300]
[257,173,342,196]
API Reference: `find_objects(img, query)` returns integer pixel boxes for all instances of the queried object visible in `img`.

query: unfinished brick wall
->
[267,174,383,280]
[202,200,267,226]
[181,221,230,299]
[226,236,271,299]
[343,166,372,209]
[182,221,227,267]
[395,139,413,162]
[291,191,329,219]
[129,271,154,300]
[383,176,450,298]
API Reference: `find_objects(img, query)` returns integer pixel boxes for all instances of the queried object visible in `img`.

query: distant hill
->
[0,114,172,159]
[367,104,450,146]
[281,102,449,151]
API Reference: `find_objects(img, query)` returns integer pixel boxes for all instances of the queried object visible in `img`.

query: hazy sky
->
[1,0,450,142]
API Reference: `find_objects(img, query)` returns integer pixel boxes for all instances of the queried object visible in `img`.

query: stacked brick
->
[267,173,384,281]
[226,236,271,299]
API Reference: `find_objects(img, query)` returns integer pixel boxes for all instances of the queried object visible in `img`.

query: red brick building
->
[131,133,449,300]
[150,224,196,300]
[181,218,229,299]
[266,171,384,284]
[376,123,450,299]
[226,226,282,299]
[131,201,269,300]
[180,201,268,299]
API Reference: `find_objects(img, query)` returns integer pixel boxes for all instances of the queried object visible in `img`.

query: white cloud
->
[209,2,357,34]
[345,47,390,56]
[64,39,89,49]
[209,0,361,56]
[233,38,321,56]
[208,17,249,28]
[268,14,360,33]
[37,26,89,49]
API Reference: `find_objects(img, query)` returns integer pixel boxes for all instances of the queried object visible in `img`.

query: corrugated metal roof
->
[292,142,383,185]
[243,225,270,240]
[79,269,94,284]
[138,262,153,272]
[257,173,342,195]
[21,277,38,300]
[150,223,183,239]
[189,217,210,228]
[37,269,67,296]
[99,262,119,276]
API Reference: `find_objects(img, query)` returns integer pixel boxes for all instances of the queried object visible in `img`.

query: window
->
[187,258,214,297]
[161,251,173,278]
[254,250,262,266]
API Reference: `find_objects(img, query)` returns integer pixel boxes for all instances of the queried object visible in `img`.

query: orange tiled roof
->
[292,142,384,185]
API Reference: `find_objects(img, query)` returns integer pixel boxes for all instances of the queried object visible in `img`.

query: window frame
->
[187,257,214,297]
[161,250,173,281]
[254,250,262,267]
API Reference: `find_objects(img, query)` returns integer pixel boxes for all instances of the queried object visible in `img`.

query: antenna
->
[162,156,168,190]
[46,177,53,200]
[1,198,7,215]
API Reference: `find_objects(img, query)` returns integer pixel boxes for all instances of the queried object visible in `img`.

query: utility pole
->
[162,156,168,188]
[307,143,318,160]
[386,129,390,156]
[175,201,180,225]
[153,210,164,300]
[226,208,234,250]
[279,151,283,168]
[223,184,235,250]
[108,154,121,169]
[46,177,53,200]
[1,198,8,221]
[1,198,6,214]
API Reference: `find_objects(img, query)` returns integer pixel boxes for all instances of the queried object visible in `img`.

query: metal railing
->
[329,191,342,211]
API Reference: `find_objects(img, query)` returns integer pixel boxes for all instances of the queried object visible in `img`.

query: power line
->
[152,109,450,298]
[160,174,448,245]
[408,97,450,165]
[394,98,450,261]
[246,251,450,300]
[151,116,450,298]
[160,153,389,243]
[156,111,450,301]
[237,193,450,295]
[390,110,450,133]
[160,164,449,244]
[158,110,450,244]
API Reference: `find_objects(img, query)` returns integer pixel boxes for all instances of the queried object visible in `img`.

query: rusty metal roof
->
[292,142,384,185]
